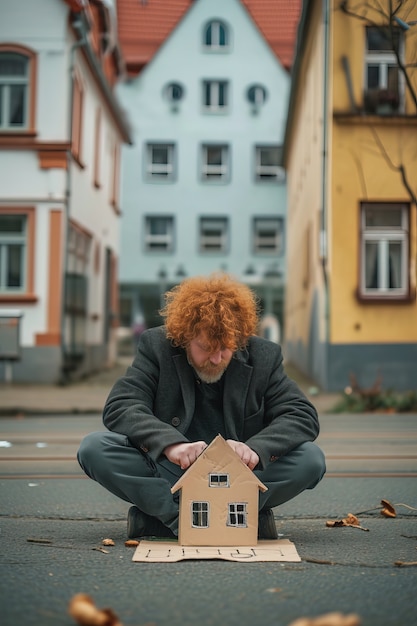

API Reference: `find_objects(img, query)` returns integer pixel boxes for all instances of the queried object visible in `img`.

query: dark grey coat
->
[103,326,320,469]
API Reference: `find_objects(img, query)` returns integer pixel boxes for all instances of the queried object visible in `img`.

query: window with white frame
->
[199,217,229,253]
[0,214,27,291]
[255,146,285,182]
[201,144,229,181]
[144,216,174,253]
[227,503,247,527]
[145,143,175,180]
[209,473,230,487]
[364,26,403,114]
[360,203,409,298]
[253,218,284,255]
[192,501,209,527]
[0,52,29,129]
[203,80,228,112]
[204,20,229,50]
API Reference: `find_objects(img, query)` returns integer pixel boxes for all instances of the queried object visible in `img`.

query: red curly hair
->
[160,273,259,351]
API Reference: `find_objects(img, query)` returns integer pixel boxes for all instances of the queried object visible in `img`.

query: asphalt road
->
[0,411,416,626]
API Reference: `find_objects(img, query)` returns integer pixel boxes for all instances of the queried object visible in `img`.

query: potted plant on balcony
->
[364,88,400,114]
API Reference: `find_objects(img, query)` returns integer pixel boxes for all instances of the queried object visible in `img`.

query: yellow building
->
[283,0,417,392]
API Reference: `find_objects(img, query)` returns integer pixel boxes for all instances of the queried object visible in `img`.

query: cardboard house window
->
[192,501,209,527]
[209,473,229,487]
[227,503,248,527]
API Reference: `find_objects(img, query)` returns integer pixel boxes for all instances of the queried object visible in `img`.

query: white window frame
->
[201,144,229,182]
[146,143,175,180]
[203,80,228,112]
[199,217,229,253]
[209,473,230,487]
[255,146,285,182]
[201,144,230,182]
[144,216,174,253]
[227,503,248,528]
[0,52,29,130]
[203,20,229,51]
[364,26,404,112]
[253,218,284,255]
[0,214,27,292]
[191,501,209,528]
[360,203,408,299]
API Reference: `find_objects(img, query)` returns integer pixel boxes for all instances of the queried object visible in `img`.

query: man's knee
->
[298,441,326,487]
[77,433,101,465]
[77,431,105,469]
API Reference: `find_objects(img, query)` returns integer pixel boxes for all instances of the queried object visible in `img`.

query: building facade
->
[116,0,300,338]
[0,0,131,383]
[283,0,417,391]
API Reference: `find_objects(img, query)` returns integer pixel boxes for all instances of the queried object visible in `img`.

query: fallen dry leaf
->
[288,611,361,626]
[326,513,368,531]
[68,593,123,626]
[102,539,115,546]
[124,539,139,547]
[380,499,396,518]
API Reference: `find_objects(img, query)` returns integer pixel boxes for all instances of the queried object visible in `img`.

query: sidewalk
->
[0,356,341,416]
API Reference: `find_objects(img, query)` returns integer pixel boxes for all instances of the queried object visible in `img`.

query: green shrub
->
[333,388,417,413]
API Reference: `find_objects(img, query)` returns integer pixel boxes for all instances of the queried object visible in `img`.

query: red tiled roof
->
[116,0,191,74]
[116,0,301,75]
[242,0,302,70]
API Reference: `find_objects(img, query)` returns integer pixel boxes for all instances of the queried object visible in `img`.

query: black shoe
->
[258,508,278,539]
[127,506,176,539]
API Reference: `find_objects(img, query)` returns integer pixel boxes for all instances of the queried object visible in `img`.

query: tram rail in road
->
[0,412,416,478]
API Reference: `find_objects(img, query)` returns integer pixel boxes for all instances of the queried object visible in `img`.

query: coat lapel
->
[172,353,195,433]
[223,349,253,441]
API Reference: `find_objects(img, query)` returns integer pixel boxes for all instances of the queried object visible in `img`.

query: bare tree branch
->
[369,126,417,205]
[339,0,417,108]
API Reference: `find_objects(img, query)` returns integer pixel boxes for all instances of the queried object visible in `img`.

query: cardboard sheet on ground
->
[132,539,301,562]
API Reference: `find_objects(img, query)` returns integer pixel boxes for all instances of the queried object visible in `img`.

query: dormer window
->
[204,20,229,51]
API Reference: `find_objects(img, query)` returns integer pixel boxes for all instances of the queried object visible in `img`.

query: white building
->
[0,0,131,383]
[116,0,297,338]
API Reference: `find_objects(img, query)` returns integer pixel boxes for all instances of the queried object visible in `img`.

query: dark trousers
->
[77,431,326,534]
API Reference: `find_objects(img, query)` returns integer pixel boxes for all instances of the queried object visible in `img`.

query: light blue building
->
[117,0,291,338]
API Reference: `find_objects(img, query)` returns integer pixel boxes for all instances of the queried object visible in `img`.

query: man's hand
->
[164,441,208,470]
[226,440,259,470]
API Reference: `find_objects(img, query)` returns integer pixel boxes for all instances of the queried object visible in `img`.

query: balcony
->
[363,88,400,115]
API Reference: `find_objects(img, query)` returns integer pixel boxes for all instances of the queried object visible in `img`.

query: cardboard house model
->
[171,435,267,546]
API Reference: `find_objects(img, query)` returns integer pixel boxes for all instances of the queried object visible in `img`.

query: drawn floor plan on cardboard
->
[132,539,301,563]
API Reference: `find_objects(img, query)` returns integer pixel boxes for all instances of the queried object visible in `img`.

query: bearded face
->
[186,336,233,383]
